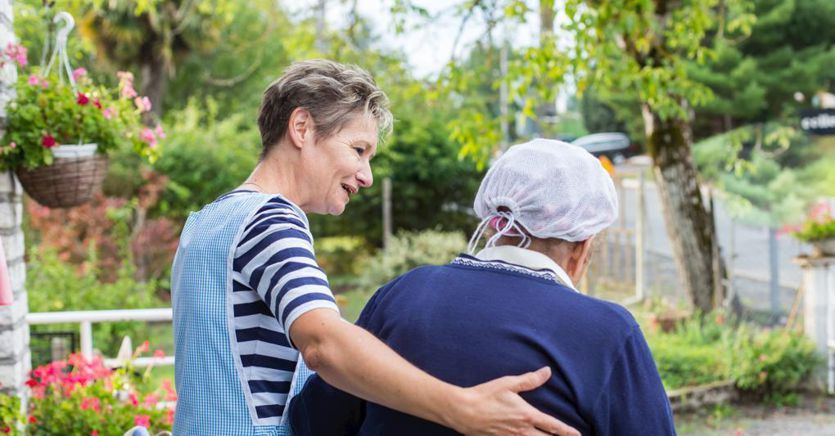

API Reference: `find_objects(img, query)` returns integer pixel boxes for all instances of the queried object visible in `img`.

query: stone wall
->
[0,0,30,398]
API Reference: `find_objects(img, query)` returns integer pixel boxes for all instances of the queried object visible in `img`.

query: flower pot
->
[15,143,107,208]
[811,238,835,257]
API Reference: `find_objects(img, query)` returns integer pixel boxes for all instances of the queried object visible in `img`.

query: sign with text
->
[800,109,835,135]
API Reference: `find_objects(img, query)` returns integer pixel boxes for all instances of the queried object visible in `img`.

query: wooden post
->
[382,177,392,250]
[635,172,645,301]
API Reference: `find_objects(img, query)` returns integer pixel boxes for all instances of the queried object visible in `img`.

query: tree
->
[688,0,835,138]
[76,0,235,116]
[401,0,756,312]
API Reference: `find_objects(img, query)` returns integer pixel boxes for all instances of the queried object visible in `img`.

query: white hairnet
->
[468,139,618,252]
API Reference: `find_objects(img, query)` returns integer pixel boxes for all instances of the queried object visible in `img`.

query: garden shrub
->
[728,326,821,400]
[0,394,22,434]
[314,236,371,283]
[26,247,166,358]
[357,229,467,291]
[648,334,728,390]
[644,312,821,400]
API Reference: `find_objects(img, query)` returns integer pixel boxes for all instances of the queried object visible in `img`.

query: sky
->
[289,0,540,79]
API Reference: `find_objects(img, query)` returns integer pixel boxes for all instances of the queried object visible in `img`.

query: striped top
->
[227,191,339,423]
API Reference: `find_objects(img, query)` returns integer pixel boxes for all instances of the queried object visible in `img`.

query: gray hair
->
[257,59,393,156]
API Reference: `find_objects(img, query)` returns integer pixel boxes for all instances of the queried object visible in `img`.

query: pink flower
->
[91,431,99,436]
[117,71,134,83]
[134,96,152,112]
[4,43,28,67]
[143,393,159,407]
[167,409,175,425]
[41,134,56,148]
[27,74,40,86]
[138,340,150,353]
[9,142,16,149]
[154,125,166,140]
[122,83,138,98]
[134,415,151,427]
[76,92,90,105]
[93,98,102,109]
[102,108,114,120]
[72,67,87,81]
[80,397,101,411]
[139,128,157,147]
[128,392,139,406]
[153,349,165,359]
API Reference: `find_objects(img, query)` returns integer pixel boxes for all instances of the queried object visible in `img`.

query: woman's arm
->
[291,309,579,436]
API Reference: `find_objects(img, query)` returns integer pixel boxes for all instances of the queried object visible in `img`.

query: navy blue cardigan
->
[288,256,676,435]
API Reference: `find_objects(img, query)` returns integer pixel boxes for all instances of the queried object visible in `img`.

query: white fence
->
[27,308,174,368]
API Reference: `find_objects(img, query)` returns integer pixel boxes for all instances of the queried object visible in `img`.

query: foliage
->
[792,201,835,242]
[688,0,835,138]
[645,312,820,396]
[26,352,174,435]
[356,230,467,291]
[314,236,371,279]
[0,394,22,435]
[727,326,820,400]
[150,99,259,220]
[645,314,731,390]
[693,124,815,227]
[76,0,236,114]
[26,247,166,357]
[26,170,179,284]
[1,64,161,170]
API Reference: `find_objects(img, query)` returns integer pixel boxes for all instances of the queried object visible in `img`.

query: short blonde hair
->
[257,59,393,157]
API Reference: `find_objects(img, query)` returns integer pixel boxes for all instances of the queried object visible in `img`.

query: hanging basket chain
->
[42,11,77,92]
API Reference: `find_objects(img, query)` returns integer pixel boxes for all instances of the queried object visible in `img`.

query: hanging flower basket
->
[15,144,107,208]
[0,12,162,209]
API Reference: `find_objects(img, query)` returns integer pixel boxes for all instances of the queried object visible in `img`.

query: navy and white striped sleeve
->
[232,197,339,347]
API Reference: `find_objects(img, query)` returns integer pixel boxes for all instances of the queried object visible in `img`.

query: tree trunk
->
[139,54,168,119]
[643,104,721,313]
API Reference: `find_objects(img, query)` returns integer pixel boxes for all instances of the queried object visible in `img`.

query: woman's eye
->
[353,147,365,155]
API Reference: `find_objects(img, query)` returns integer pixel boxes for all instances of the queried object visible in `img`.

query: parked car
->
[571,132,640,164]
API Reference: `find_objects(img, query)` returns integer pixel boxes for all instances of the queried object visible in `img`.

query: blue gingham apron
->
[171,193,315,435]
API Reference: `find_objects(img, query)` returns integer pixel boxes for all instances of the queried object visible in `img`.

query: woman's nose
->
[357,160,373,188]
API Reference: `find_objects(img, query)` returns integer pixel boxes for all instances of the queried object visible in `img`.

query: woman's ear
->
[287,108,313,149]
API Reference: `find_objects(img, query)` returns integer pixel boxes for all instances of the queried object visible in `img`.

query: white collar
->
[475,245,577,291]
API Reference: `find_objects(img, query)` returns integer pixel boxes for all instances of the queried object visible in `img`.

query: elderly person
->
[287,139,676,435]
[171,60,577,435]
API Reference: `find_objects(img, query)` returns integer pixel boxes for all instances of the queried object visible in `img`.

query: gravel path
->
[677,397,835,435]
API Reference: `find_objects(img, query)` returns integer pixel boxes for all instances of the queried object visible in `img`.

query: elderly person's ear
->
[567,238,594,283]
[287,108,314,149]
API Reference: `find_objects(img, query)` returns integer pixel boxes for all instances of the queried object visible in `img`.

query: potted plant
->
[793,200,835,257]
[0,14,161,208]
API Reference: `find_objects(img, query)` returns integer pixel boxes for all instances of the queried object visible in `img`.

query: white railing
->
[26,308,174,367]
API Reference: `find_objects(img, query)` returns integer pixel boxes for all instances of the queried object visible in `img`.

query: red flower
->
[128,392,139,406]
[134,414,151,427]
[91,431,99,436]
[167,409,175,425]
[138,340,150,353]
[153,349,165,359]
[76,92,89,105]
[28,415,37,424]
[93,98,102,109]
[41,134,56,148]
[25,378,38,387]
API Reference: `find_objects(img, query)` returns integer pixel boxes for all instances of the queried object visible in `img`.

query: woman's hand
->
[448,367,580,436]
